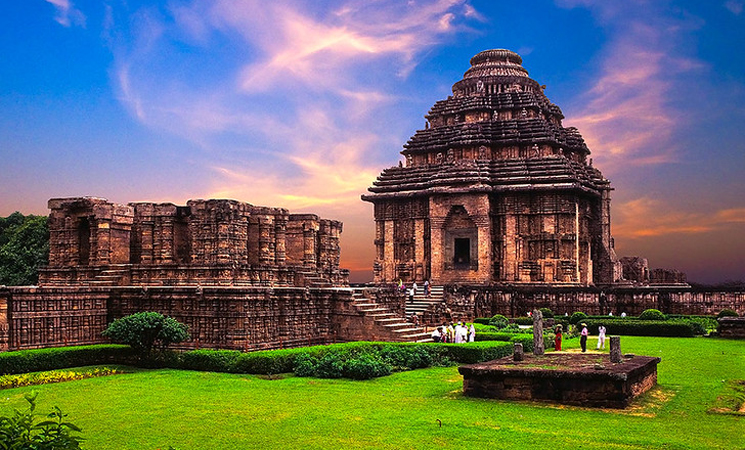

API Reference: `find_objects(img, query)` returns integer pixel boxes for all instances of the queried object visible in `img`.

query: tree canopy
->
[0,213,49,286]
[102,312,190,359]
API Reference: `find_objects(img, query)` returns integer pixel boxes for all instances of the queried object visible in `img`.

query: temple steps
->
[351,290,432,343]
[405,285,445,318]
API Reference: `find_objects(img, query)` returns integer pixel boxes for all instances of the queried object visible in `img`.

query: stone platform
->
[458,353,661,408]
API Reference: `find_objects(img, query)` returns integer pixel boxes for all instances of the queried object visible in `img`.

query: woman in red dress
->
[554,324,563,351]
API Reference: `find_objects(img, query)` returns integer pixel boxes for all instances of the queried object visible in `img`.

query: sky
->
[1,0,744,284]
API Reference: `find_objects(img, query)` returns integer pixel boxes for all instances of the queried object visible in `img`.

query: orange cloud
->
[612,197,745,239]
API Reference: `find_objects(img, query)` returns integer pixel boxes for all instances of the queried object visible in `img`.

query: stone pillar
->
[383,219,395,280]
[513,342,524,361]
[259,217,273,265]
[274,216,287,265]
[303,224,317,267]
[610,336,622,363]
[414,218,426,279]
[532,309,544,355]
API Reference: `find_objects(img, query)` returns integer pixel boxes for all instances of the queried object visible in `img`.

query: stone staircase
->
[351,289,432,343]
[89,265,130,286]
[404,285,445,318]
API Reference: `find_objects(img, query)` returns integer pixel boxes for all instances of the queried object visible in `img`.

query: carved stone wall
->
[0,286,364,351]
[39,197,348,288]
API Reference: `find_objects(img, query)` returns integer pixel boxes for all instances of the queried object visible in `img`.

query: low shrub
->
[584,319,694,337]
[512,317,534,326]
[379,345,434,370]
[539,307,554,318]
[473,317,491,325]
[0,345,134,375]
[569,312,587,324]
[717,309,739,319]
[474,332,513,342]
[343,354,392,380]
[0,392,83,449]
[439,341,512,364]
[0,367,124,390]
[639,309,667,321]
[179,349,242,372]
[488,314,509,329]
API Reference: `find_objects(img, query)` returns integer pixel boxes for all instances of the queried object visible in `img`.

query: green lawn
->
[1,336,743,449]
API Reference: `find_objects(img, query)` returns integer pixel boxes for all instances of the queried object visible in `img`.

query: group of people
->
[430,322,475,343]
[397,279,432,301]
[553,323,607,352]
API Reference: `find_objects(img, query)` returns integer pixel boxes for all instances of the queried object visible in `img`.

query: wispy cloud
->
[111,0,480,206]
[45,0,86,27]
[724,0,744,15]
[559,3,705,172]
[613,197,745,238]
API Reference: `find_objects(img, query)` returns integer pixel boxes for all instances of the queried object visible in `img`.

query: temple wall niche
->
[430,193,492,284]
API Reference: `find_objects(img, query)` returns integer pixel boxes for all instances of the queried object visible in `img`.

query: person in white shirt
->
[468,323,475,342]
[597,324,607,349]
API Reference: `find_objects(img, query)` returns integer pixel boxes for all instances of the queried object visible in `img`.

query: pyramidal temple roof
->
[363,49,610,200]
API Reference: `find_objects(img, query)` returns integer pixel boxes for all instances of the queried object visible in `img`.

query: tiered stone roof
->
[364,49,609,201]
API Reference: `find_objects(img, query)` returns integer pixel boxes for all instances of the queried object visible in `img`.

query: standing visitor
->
[580,323,588,352]
[447,323,455,343]
[453,322,463,343]
[458,323,468,343]
[431,327,442,343]
[408,287,415,303]
[412,281,418,295]
[554,324,563,351]
[424,280,431,297]
[597,324,607,349]
[468,323,475,342]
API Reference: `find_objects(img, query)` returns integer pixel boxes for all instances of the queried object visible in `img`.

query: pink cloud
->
[562,14,705,173]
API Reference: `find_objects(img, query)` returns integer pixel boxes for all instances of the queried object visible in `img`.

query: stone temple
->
[363,49,618,286]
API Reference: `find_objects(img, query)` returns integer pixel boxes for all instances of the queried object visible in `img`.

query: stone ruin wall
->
[40,197,347,287]
[422,285,745,325]
[0,285,371,352]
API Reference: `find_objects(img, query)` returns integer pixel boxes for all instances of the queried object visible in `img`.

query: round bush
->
[538,307,554,318]
[569,312,587,324]
[488,314,509,329]
[343,354,392,380]
[293,354,318,377]
[717,309,739,318]
[639,309,666,321]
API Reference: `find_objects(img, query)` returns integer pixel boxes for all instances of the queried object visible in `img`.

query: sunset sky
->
[1,0,744,284]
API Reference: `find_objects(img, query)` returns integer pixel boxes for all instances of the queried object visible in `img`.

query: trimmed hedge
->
[0,341,518,381]
[0,345,134,375]
[583,319,694,337]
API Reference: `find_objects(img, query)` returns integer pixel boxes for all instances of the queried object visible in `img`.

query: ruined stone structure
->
[0,197,432,352]
[40,197,347,287]
[363,49,618,286]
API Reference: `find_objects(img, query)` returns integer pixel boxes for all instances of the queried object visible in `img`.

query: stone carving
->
[478,146,487,160]
[513,342,524,361]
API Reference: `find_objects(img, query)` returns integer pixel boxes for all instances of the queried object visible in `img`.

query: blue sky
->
[1,0,744,283]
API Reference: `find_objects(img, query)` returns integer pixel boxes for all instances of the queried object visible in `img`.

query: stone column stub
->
[532,308,544,356]
[610,336,622,363]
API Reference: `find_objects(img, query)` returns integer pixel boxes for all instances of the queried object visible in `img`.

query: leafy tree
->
[102,312,189,359]
[0,391,83,449]
[0,213,49,286]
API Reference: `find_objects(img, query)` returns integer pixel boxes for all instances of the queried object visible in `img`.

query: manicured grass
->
[1,337,743,449]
